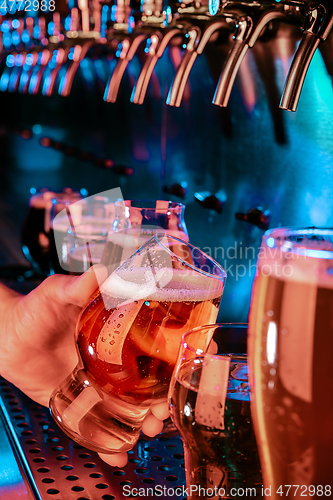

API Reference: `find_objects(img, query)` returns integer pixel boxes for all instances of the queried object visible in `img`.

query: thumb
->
[64,264,108,307]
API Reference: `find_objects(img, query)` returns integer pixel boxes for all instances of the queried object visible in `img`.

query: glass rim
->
[264,226,333,238]
[263,226,333,259]
[116,199,185,210]
[154,232,226,281]
[181,323,248,360]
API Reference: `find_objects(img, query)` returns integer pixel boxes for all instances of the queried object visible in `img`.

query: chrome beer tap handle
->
[103,32,149,102]
[280,2,333,111]
[10,15,49,95]
[22,13,65,95]
[25,14,64,95]
[57,0,102,96]
[213,3,292,107]
[58,38,97,96]
[131,26,184,104]
[166,26,202,107]
[212,15,251,107]
[166,16,227,107]
[42,46,71,96]
[128,0,186,104]
[28,48,52,94]
[103,0,150,103]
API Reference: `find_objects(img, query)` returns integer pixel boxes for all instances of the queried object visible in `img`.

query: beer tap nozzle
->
[131,27,183,105]
[213,5,289,107]
[57,0,101,97]
[280,2,333,111]
[58,39,96,96]
[167,19,226,107]
[212,17,250,107]
[103,33,149,102]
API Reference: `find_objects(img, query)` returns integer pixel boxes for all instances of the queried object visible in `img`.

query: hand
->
[0,266,169,467]
[99,400,170,468]
[0,266,108,407]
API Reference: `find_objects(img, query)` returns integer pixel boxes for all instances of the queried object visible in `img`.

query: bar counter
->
[0,379,186,499]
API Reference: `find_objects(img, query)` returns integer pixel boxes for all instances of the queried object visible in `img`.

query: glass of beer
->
[64,199,188,275]
[116,200,188,240]
[21,188,82,275]
[248,227,333,496]
[101,200,189,274]
[168,324,262,499]
[52,194,117,275]
[49,233,226,454]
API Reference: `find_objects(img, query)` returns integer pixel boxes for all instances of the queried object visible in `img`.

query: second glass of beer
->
[168,324,262,499]
[49,233,226,453]
[248,227,333,496]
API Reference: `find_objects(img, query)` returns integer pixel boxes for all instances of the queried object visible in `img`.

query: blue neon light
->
[266,237,275,248]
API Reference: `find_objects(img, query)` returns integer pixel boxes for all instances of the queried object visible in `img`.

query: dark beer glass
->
[248,227,333,497]
[21,189,82,274]
[169,324,262,499]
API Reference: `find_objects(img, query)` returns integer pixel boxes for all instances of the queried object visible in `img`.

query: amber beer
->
[55,270,224,451]
[248,230,333,496]
[50,234,225,453]
[78,270,222,404]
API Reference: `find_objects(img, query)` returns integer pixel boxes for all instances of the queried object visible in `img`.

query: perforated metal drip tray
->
[0,379,186,500]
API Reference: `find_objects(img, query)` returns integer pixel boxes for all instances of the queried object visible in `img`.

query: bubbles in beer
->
[170,359,262,496]
[77,269,223,404]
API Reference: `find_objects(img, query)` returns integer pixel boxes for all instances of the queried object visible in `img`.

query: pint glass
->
[248,228,333,496]
[21,189,82,275]
[101,200,189,274]
[50,233,226,454]
[53,194,116,275]
[168,324,262,499]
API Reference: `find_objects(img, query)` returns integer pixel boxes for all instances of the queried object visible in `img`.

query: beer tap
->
[103,0,153,103]
[212,1,298,108]
[0,17,27,92]
[166,1,228,107]
[129,0,185,105]
[17,15,60,95]
[17,16,37,93]
[235,207,271,230]
[279,0,333,111]
[36,11,71,96]
[58,0,102,96]
[27,15,62,95]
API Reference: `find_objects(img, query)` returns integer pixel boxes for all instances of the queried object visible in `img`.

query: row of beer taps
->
[0,0,332,111]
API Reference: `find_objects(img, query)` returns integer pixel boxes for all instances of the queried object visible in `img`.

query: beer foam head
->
[106,229,148,247]
[53,215,108,234]
[101,269,222,302]
[258,228,333,287]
